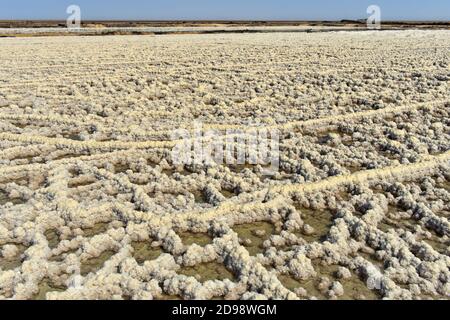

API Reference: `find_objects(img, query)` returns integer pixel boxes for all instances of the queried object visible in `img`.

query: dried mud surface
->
[0,31,449,300]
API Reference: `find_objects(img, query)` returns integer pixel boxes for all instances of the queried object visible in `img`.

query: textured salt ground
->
[0,31,449,300]
[179,262,236,283]
[35,280,66,300]
[294,207,334,243]
[0,190,25,205]
[132,241,163,265]
[233,222,277,256]
[0,244,27,271]
[278,263,380,300]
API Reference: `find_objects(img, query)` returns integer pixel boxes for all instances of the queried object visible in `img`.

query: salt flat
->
[0,30,449,300]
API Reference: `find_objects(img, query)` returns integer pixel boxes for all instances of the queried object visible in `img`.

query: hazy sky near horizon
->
[0,0,449,21]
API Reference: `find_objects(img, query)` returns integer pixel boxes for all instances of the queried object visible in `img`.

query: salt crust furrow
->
[0,100,446,152]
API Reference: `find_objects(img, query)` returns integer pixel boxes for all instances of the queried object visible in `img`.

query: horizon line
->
[0,19,449,22]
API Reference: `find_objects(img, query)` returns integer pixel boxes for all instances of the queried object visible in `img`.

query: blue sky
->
[0,0,449,21]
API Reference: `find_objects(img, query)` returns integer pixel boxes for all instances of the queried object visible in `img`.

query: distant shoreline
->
[0,20,448,38]
[0,20,449,28]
